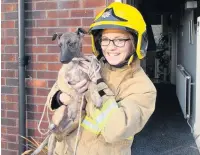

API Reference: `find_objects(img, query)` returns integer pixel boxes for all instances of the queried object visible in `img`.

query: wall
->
[177,9,199,137]
[1,0,114,154]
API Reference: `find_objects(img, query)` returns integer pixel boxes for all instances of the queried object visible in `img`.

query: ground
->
[131,83,200,155]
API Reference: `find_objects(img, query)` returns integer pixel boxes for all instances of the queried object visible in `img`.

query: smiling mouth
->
[107,53,120,56]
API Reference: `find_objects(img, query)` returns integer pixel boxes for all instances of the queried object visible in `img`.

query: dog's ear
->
[76,28,88,36]
[52,33,63,41]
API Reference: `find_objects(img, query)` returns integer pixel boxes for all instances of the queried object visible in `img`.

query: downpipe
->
[18,0,26,154]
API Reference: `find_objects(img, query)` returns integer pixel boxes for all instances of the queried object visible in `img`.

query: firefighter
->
[47,2,157,155]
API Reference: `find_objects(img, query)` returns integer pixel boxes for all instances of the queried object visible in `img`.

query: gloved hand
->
[69,79,90,94]
[59,92,73,105]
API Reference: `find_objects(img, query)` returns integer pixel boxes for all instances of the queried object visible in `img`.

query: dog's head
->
[52,28,88,63]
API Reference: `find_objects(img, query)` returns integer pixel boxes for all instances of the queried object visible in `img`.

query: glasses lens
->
[114,39,126,47]
[100,38,109,46]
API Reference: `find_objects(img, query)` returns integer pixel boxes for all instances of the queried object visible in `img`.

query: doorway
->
[125,0,200,154]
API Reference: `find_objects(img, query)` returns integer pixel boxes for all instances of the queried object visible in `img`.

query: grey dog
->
[31,28,102,155]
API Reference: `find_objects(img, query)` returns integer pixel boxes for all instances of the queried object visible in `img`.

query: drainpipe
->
[18,0,26,154]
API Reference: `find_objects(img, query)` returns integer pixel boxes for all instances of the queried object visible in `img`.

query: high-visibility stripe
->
[81,98,133,140]
[81,116,100,134]
[126,136,133,140]
[95,101,118,125]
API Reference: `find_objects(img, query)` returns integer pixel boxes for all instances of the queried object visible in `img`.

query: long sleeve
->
[93,76,157,143]
[46,81,61,111]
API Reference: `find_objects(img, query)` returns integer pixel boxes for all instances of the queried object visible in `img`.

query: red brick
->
[25,11,46,19]
[1,150,17,155]
[1,54,16,61]
[83,36,92,45]
[26,79,47,88]
[94,6,106,16]
[47,46,59,53]
[1,94,6,102]
[83,0,105,8]
[4,12,18,20]
[37,88,50,96]
[36,2,57,10]
[1,13,5,20]
[1,37,16,45]
[1,141,7,149]
[26,28,47,36]
[71,10,94,17]
[58,1,80,9]
[26,103,37,112]
[7,127,18,135]
[2,21,15,28]
[4,103,17,110]
[1,118,16,127]
[82,18,93,26]
[1,70,15,77]
[25,46,46,53]
[6,78,18,86]
[47,10,69,19]
[59,19,81,27]
[2,0,18,2]
[1,45,5,53]
[2,135,17,142]
[27,112,43,120]
[48,63,62,71]
[7,142,18,150]
[27,96,46,104]
[27,63,47,71]
[4,95,18,103]
[2,78,6,85]
[37,71,58,79]
[5,62,18,70]
[26,120,37,129]
[25,70,37,79]
[48,80,56,88]
[37,54,59,62]
[25,37,36,45]
[26,88,37,96]
[1,103,7,110]
[29,54,37,63]
[28,128,44,137]
[5,29,18,36]
[5,46,18,53]
[36,121,49,129]
[37,37,57,45]
[47,28,69,36]
[82,45,93,54]
[1,127,7,134]
[36,20,57,27]
[1,86,18,94]
[37,105,45,113]
[7,111,18,119]
[1,4,17,12]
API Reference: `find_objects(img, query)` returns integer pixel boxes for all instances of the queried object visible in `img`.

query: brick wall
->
[1,0,114,154]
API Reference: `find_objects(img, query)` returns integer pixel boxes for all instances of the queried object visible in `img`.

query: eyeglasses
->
[99,38,132,47]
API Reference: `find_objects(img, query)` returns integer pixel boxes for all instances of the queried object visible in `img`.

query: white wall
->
[177,10,200,137]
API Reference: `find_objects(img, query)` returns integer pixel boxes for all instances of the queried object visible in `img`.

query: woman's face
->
[100,29,135,66]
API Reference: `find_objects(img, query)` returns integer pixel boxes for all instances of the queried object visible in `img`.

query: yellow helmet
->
[89,2,148,64]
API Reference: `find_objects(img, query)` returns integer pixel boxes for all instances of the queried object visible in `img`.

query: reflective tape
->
[81,98,133,140]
